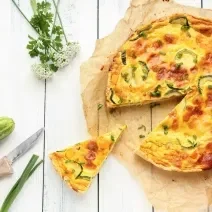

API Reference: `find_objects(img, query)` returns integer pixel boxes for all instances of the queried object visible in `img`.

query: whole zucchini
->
[0,117,15,140]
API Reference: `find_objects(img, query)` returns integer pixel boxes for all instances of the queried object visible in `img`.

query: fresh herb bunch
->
[0,155,43,212]
[12,0,80,80]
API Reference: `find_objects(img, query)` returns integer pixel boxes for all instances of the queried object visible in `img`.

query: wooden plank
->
[0,1,44,211]
[153,1,203,212]
[202,0,212,211]
[43,0,98,212]
[98,1,152,212]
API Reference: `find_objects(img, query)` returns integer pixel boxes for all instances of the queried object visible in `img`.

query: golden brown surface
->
[49,125,126,193]
[136,79,212,172]
[106,14,212,108]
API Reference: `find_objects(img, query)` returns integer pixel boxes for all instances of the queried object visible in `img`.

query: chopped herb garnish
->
[139,135,145,139]
[121,50,127,65]
[138,124,146,131]
[129,25,152,41]
[163,125,169,135]
[198,75,212,94]
[139,61,150,81]
[56,150,65,152]
[132,66,137,78]
[111,135,115,142]
[121,72,129,83]
[175,62,183,69]
[208,85,212,89]
[177,137,197,149]
[98,103,103,110]
[150,85,161,97]
[166,82,185,91]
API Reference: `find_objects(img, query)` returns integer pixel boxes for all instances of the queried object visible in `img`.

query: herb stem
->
[11,0,59,53]
[52,0,68,43]
[11,0,38,33]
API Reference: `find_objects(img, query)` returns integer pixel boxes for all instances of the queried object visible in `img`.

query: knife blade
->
[7,128,44,164]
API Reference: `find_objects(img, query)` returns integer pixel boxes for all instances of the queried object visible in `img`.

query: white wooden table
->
[0,0,211,211]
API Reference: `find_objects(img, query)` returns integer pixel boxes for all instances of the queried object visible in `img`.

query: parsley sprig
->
[12,0,80,80]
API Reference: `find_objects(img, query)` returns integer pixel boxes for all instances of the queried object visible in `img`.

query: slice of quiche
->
[136,76,212,172]
[49,125,126,192]
[106,14,212,108]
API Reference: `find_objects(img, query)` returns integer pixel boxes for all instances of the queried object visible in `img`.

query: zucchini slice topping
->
[110,88,122,104]
[121,50,126,65]
[139,61,150,81]
[178,135,197,149]
[198,75,212,94]
[129,25,152,41]
[150,85,161,97]
[169,16,190,31]
[175,49,197,63]
[65,160,91,181]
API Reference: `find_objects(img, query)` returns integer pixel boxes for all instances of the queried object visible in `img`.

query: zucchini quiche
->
[106,14,212,108]
[49,125,126,192]
[136,78,212,172]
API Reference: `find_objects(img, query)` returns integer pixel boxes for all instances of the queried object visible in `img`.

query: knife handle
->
[0,157,13,178]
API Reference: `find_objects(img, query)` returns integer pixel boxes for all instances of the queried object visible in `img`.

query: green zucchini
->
[177,136,197,149]
[198,75,212,94]
[121,50,126,65]
[169,16,190,31]
[65,160,91,181]
[110,88,122,104]
[132,66,137,78]
[139,61,150,80]
[0,117,15,140]
[175,49,197,63]
[150,85,161,97]
[166,82,185,91]
[129,25,152,41]
[163,125,169,135]
[164,89,182,96]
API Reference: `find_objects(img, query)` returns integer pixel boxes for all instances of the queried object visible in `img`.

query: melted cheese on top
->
[136,81,212,172]
[49,125,126,192]
[106,14,212,108]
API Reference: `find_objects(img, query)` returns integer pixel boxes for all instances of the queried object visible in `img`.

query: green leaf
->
[49,64,59,72]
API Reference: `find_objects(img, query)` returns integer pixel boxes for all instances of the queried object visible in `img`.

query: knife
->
[0,128,44,177]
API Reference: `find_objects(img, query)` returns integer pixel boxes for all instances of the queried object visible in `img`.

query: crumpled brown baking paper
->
[80,0,212,211]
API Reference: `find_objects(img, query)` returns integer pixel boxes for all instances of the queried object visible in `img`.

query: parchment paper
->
[80,0,212,211]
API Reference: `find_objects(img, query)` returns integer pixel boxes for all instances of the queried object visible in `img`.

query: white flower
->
[53,42,80,69]
[32,63,54,80]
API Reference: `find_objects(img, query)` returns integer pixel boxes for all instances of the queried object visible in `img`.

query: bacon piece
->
[168,65,188,81]
[164,34,176,44]
[206,92,212,107]
[202,53,212,66]
[85,151,96,161]
[168,110,179,130]
[171,119,179,130]
[87,141,98,152]
[183,106,203,122]
[147,54,161,67]
[206,143,212,151]
[199,153,212,169]
[152,40,163,49]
